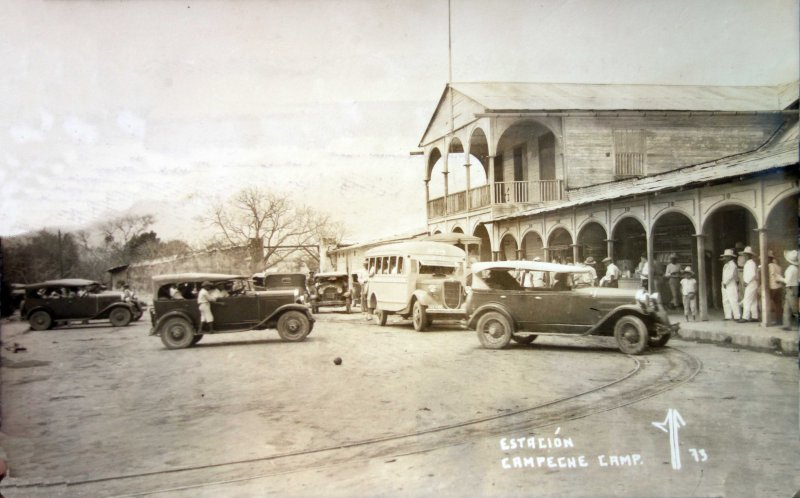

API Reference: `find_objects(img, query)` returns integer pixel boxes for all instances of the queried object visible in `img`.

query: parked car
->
[21,279,145,330]
[464,261,677,354]
[364,241,467,330]
[149,273,314,349]
[309,272,353,313]
[253,272,310,305]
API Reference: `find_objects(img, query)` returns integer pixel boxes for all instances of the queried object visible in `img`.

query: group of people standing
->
[720,247,798,330]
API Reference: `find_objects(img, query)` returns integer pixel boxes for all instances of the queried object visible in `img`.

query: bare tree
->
[209,187,343,273]
[99,214,155,264]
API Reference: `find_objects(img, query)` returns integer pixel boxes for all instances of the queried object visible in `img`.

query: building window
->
[613,129,645,177]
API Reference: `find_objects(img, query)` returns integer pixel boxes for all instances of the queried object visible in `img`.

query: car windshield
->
[470,269,575,291]
[315,276,346,284]
[418,264,456,276]
[265,275,306,287]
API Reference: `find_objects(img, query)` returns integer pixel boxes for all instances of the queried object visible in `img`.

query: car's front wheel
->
[29,310,53,331]
[512,334,537,345]
[412,301,427,332]
[277,311,311,342]
[160,317,195,349]
[476,312,513,349]
[614,315,649,355]
[109,307,132,327]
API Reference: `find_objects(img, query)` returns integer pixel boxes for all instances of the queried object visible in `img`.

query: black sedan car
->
[21,279,145,330]
[150,273,314,349]
[464,261,677,355]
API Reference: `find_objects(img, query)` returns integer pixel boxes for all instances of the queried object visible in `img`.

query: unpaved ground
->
[0,311,797,497]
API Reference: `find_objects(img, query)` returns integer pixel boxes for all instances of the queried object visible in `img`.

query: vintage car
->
[149,273,314,349]
[365,241,467,330]
[252,272,310,305]
[309,272,353,313]
[21,279,145,330]
[464,261,677,354]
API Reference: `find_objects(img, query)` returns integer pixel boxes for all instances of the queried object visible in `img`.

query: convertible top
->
[471,260,590,274]
[314,272,348,278]
[151,273,247,285]
[25,279,100,289]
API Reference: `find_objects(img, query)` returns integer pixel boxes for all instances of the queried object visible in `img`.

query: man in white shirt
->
[599,256,621,288]
[740,246,760,322]
[665,254,682,310]
[777,249,799,331]
[767,253,783,325]
[197,281,223,332]
[720,249,741,321]
[575,257,597,288]
[637,254,649,289]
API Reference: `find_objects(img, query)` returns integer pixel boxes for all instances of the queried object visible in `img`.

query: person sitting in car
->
[169,284,184,300]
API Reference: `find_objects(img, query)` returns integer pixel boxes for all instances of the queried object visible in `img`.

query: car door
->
[513,288,569,332]
[211,294,261,330]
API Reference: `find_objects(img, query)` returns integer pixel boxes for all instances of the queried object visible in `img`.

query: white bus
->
[364,241,467,331]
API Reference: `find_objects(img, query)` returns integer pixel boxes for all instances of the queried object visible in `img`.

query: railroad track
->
[5,346,701,497]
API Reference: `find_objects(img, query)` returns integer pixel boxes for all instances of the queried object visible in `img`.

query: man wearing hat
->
[599,256,620,288]
[767,252,783,325]
[665,254,682,310]
[776,249,799,330]
[740,246,760,323]
[680,266,698,321]
[575,257,598,288]
[720,249,741,321]
[197,281,223,333]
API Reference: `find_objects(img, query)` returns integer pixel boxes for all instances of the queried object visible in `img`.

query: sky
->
[1,0,797,245]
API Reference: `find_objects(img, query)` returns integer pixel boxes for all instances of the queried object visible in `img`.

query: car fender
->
[152,310,198,336]
[466,302,517,331]
[408,290,438,312]
[24,305,55,321]
[262,304,315,325]
[96,302,137,319]
[585,305,651,335]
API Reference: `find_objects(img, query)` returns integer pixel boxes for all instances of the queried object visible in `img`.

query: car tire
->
[374,309,388,326]
[277,311,311,342]
[29,310,52,331]
[476,312,513,349]
[649,330,671,347]
[133,310,143,321]
[191,334,204,345]
[160,317,195,349]
[109,307,132,327]
[614,315,649,355]
[412,301,427,332]
[512,334,537,345]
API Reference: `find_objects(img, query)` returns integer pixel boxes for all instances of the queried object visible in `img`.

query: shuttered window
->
[613,129,646,177]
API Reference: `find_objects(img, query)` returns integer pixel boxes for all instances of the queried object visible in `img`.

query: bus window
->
[389,256,397,274]
[396,257,404,274]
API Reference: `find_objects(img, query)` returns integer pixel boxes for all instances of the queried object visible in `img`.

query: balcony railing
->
[427,180,563,219]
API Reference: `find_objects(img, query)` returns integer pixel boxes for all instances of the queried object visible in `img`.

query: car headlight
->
[428,285,439,294]
[650,292,661,305]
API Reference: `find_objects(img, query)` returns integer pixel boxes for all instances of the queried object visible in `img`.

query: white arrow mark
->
[652,408,686,470]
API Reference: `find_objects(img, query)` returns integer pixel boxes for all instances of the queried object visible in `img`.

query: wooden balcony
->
[427,180,564,219]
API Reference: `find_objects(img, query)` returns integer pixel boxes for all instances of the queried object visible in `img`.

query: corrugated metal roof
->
[495,122,799,222]
[452,81,799,112]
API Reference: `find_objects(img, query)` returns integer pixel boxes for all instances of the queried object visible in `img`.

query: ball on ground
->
[333,357,342,365]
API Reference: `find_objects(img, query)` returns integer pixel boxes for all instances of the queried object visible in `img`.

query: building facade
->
[419,82,799,324]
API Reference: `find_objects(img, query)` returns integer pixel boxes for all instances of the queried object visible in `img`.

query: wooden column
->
[442,171,449,215]
[424,180,430,220]
[572,244,580,265]
[694,234,708,321]
[488,155,496,204]
[757,228,769,327]
[464,162,471,211]
[605,238,614,260]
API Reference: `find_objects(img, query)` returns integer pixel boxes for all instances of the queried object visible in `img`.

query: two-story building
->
[419,81,799,323]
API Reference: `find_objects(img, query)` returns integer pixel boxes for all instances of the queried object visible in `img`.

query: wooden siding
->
[563,114,784,189]
[421,88,487,146]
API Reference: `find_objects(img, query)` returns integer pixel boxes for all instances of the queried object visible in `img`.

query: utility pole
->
[58,229,64,278]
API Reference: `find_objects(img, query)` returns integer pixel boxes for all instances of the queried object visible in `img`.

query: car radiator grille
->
[443,281,461,308]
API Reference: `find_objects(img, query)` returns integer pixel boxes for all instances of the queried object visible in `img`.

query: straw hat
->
[720,248,736,259]
[584,256,596,265]
[682,266,694,275]
[785,250,799,265]
[740,246,757,257]
[201,281,213,289]
[602,256,612,263]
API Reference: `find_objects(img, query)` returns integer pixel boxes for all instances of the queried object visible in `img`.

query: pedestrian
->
[767,252,783,325]
[720,249,741,321]
[197,281,223,333]
[530,257,548,288]
[599,256,620,288]
[575,257,597,288]
[358,262,371,319]
[637,254,649,289]
[665,254,682,309]
[680,266,698,321]
[121,284,134,302]
[740,246,760,323]
[775,249,799,331]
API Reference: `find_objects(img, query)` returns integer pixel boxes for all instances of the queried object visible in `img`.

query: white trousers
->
[722,283,741,320]
[741,281,759,320]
